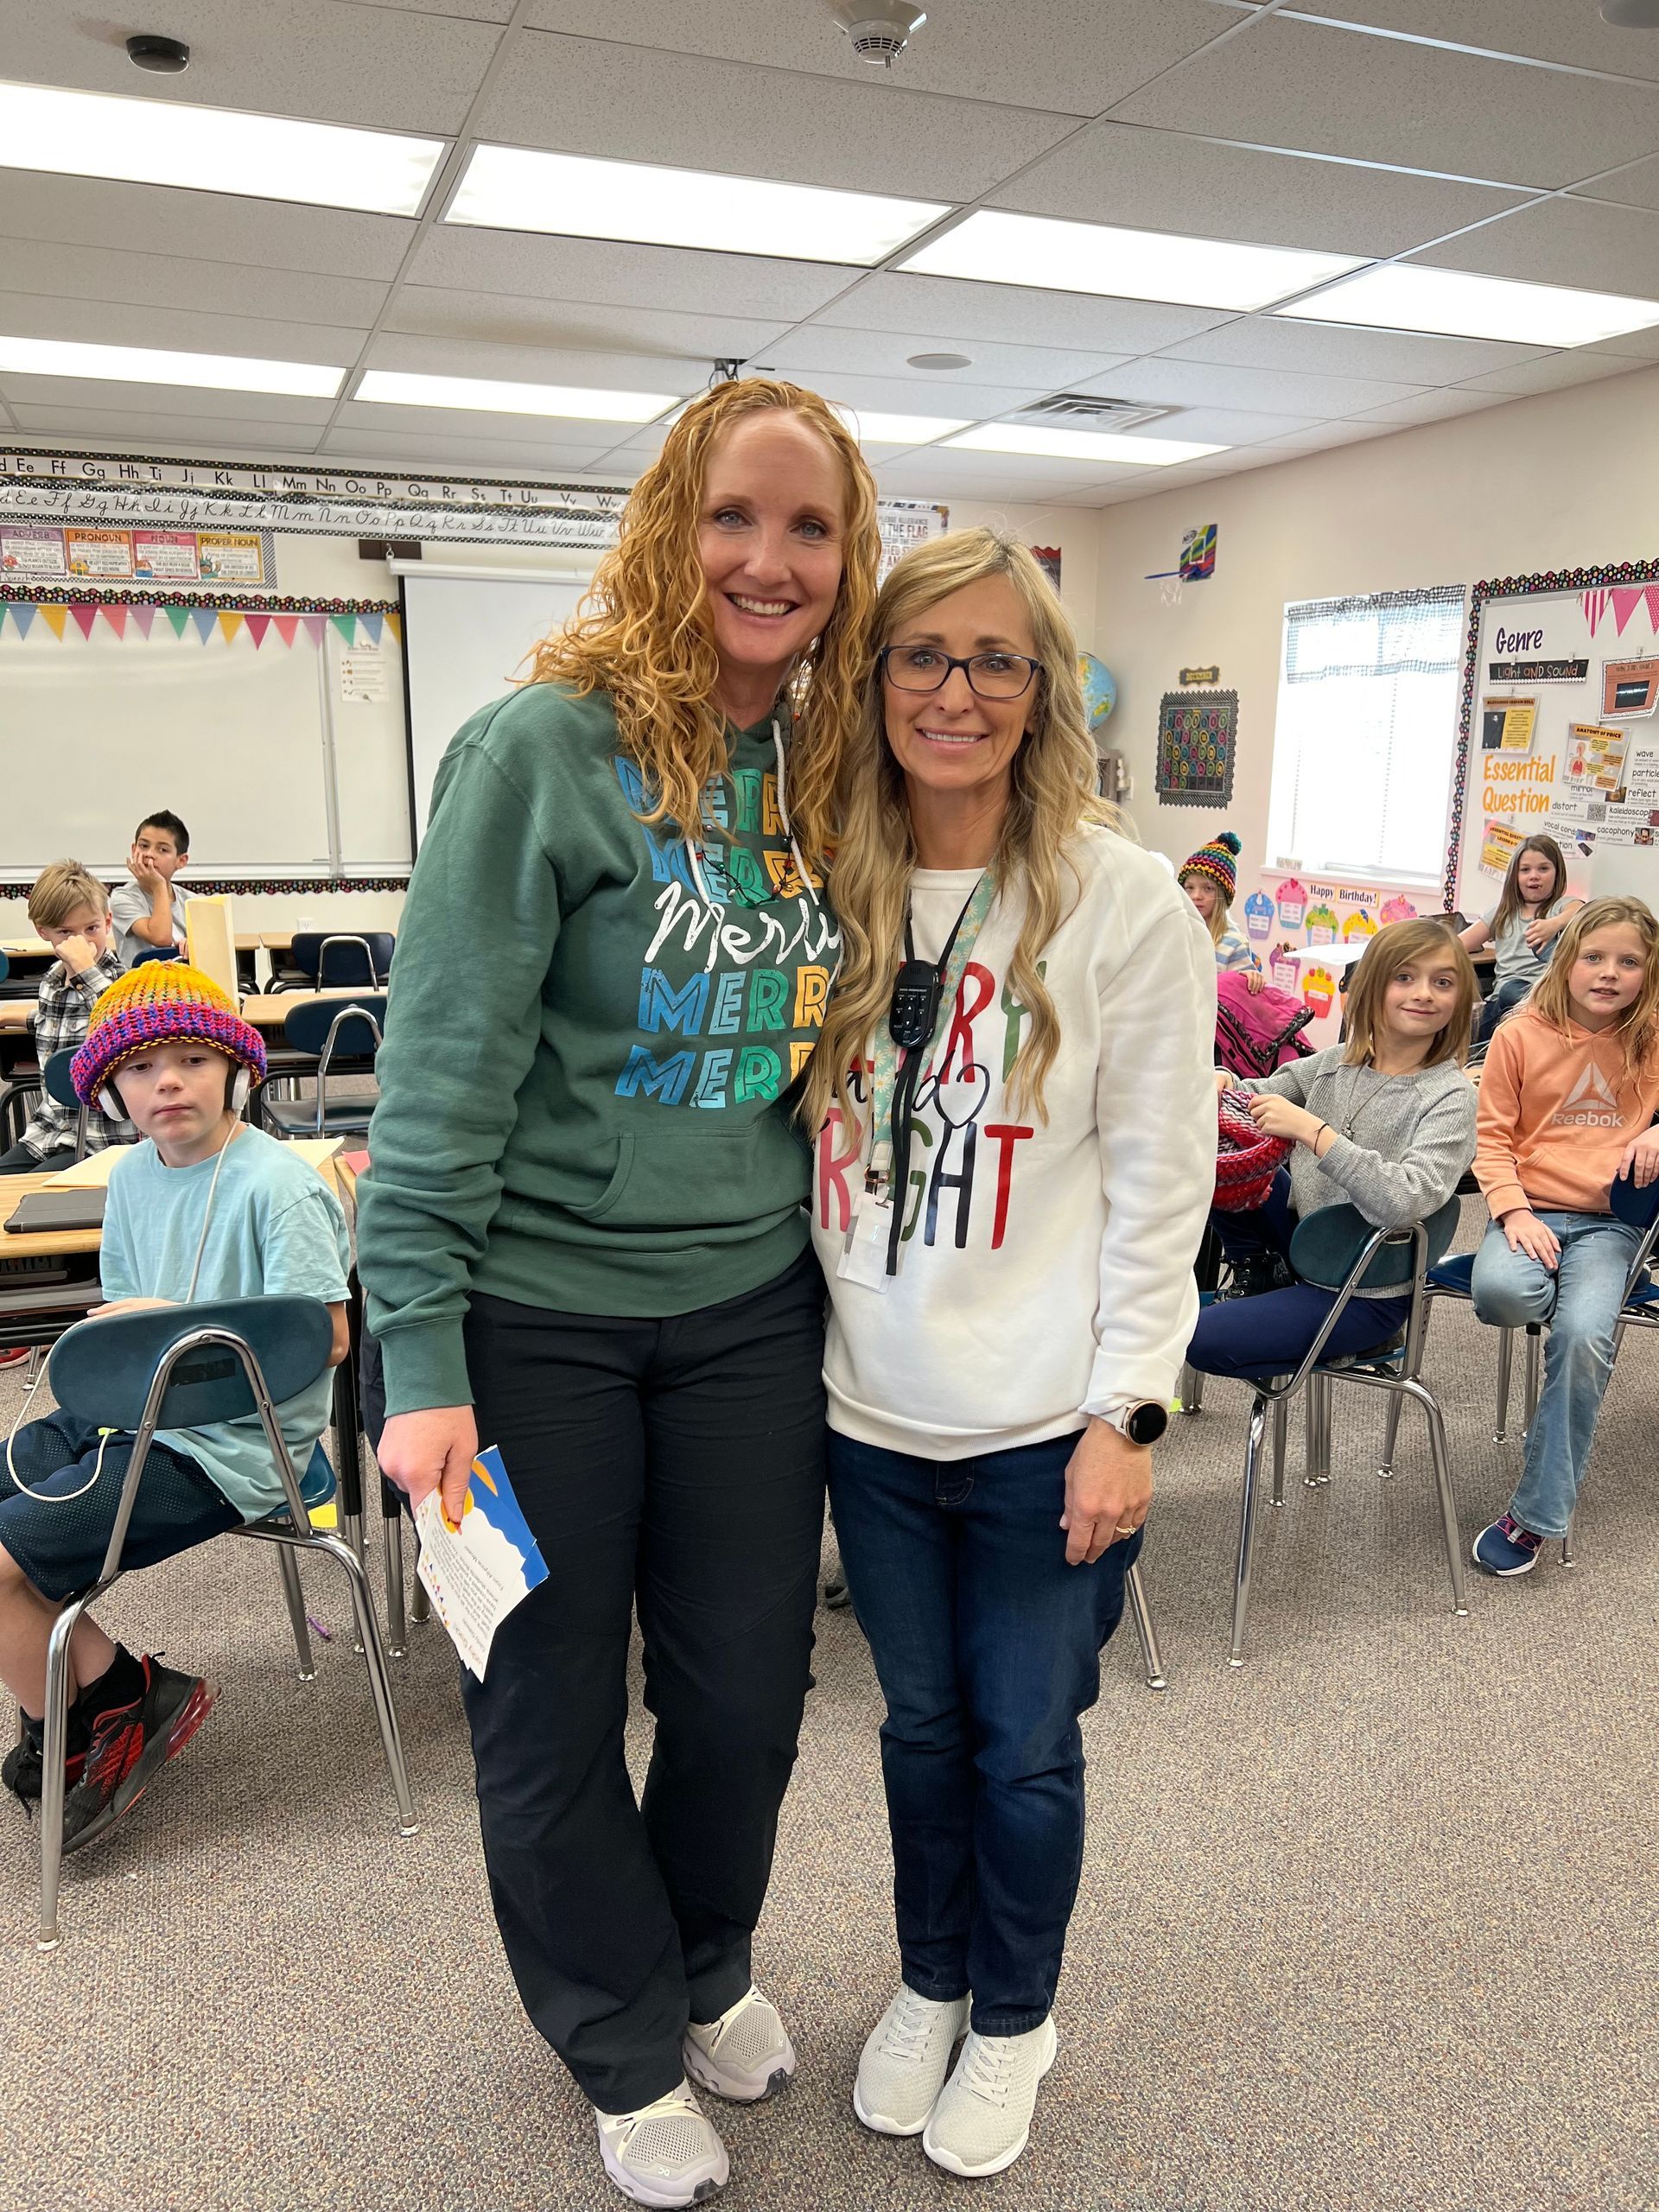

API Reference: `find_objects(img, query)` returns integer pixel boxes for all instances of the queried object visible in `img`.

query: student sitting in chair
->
[1188,920,1479,1379]
[0,861,134,1175]
[0,963,351,1847]
[111,810,191,969]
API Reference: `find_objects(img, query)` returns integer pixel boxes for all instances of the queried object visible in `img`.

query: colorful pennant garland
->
[0,594,403,647]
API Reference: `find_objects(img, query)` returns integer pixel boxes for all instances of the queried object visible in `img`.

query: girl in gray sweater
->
[1188,920,1480,1380]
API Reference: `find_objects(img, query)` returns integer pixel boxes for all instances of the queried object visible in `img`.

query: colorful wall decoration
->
[0,591,398,647]
[1256,871,1421,1047]
[2,521,275,586]
[1155,689,1238,807]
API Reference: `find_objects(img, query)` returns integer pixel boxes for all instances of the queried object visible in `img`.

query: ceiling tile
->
[353,0,513,17]
[1159,314,1550,382]
[1121,405,1329,443]
[757,322,1125,393]
[1107,16,1659,191]
[386,287,791,367]
[995,119,1529,254]
[360,331,702,395]
[330,396,645,447]
[1261,418,1410,449]
[316,423,620,471]
[408,226,852,321]
[473,30,1077,201]
[1580,321,1659,359]
[1274,2,1659,86]
[520,0,1232,119]
[0,289,365,368]
[1576,155,1659,216]
[0,377,337,423]
[1405,195,1659,295]
[765,369,1055,416]
[0,169,415,281]
[0,0,503,133]
[0,238,390,332]
[1453,351,1654,396]
[813,270,1235,353]
[5,405,326,452]
[1073,354,1428,416]
[1351,387,1507,425]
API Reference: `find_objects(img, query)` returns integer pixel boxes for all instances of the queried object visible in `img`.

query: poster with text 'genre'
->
[415,1446,548,1681]
[1600,657,1659,721]
[1481,697,1536,754]
[1566,724,1629,796]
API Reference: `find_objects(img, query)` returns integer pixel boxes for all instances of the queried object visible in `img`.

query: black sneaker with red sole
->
[3,1727,88,1809]
[60,1657,216,1854]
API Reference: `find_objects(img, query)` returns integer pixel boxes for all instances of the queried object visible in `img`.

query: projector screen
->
[401,571,592,848]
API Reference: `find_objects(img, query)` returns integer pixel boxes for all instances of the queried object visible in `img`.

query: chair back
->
[41,1046,79,1110]
[1610,1166,1659,1294]
[1290,1196,1460,1295]
[132,945,181,968]
[49,1297,334,1433]
[0,950,8,982]
[282,994,385,1062]
[290,931,393,988]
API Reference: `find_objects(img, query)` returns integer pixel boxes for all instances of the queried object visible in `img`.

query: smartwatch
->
[1100,1400,1169,1447]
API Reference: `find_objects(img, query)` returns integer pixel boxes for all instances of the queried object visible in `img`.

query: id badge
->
[836,1186,893,1293]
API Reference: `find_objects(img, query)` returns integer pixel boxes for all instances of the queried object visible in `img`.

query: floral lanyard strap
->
[864,871,998,1277]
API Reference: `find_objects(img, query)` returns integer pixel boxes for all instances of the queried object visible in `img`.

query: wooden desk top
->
[0,1000,34,1033]
[0,1138,346,1262]
[241,989,375,1032]
[1,938,51,960]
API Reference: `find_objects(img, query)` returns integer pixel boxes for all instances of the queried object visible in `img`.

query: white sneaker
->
[853,1985,970,2137]
[594,2081,729,2207]
[923,2017,1058,2177]
[683,1985,796,2103]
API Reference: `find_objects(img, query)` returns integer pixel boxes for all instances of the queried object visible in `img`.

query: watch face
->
[1127,1402,1169,1446]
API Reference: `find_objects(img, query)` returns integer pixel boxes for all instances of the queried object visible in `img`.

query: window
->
[1268,586,1465,887]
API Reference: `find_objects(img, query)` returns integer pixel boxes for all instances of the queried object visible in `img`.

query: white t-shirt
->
[111,874,188,968]
[810,824,1217,1460]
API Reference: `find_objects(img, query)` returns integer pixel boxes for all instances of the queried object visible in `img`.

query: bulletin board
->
[1450,561,1659,918]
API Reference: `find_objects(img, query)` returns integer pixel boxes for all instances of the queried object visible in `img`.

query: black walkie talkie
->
[888,960,944,1052]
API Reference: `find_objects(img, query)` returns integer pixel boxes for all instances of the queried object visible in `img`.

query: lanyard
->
[867,871,997,1211]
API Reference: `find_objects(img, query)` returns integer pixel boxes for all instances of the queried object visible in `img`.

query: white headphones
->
[99,1061,251,1120]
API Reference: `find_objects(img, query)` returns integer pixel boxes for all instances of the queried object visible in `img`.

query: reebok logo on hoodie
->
[1552,1061,1624,1128]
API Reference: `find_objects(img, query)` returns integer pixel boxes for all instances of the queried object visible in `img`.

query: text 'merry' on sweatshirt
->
[357,681,842,1418]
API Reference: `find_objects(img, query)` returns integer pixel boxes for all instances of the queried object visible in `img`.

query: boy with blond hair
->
[0,860,134,1174]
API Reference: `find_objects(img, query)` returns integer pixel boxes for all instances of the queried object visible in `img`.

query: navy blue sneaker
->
[1472,1515,1545,1577]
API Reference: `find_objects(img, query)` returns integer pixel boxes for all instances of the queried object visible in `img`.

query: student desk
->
[240,989,369,1034]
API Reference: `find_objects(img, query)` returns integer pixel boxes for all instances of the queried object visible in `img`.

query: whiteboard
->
[402,573,591,847]
[0,616,410,874]
[1455,582,1659,918]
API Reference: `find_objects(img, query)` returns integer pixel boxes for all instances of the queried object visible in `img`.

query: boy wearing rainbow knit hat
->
[0,963,351,1850]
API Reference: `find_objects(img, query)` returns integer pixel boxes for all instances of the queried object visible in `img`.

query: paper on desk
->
[415,1446,548,1681]
[48,1138,341,1189]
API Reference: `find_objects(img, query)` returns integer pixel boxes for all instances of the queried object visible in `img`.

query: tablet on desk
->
[3,1189,107,1235]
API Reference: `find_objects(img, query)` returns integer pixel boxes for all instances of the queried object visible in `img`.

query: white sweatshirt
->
[811,823,1218,1459]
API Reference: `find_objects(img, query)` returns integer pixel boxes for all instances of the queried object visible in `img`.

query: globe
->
[1078,652,1117,730]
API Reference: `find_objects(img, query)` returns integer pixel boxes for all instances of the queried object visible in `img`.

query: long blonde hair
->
[1341,918,1478,1069]
[1529,895,1659,1083]
[1179,874,1231,949]
[531,378,880,868]
[803,528,1113,1141]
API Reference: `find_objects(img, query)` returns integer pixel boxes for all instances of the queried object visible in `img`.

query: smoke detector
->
[825,3,928,67]
[1602,1,1659,24]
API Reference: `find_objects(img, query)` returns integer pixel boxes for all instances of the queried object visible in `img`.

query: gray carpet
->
[4,1201,1656,2212]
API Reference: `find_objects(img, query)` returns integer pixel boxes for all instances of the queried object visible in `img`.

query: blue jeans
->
[1475,976,1537,1046]
[827,1430,1141,2035]
[1471,1212,1642,1537]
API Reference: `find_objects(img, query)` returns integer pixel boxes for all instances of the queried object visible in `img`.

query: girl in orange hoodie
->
[1469,897,1659,1574]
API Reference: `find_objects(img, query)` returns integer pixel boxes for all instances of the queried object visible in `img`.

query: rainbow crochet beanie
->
[72,960,266,1109]
[1181,830,1243,904]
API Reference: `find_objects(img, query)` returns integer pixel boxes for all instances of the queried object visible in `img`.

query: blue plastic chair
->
[1190,1197,1465,1666]
[274,932,394,993]
[262,995,385,1141]
[34,1296,416,1948]
[39,1047,89,1166]
[130,946,181,969]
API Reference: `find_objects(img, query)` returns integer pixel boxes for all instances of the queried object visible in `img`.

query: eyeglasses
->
[879,644,1042,700]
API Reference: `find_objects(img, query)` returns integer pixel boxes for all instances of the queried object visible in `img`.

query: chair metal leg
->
[1178,1361,1205,1415]
[1230,1397,1269,1667]
[1418,1388,1469,1618]
[382,1507,407,1661]
[312,1533,416,1834]
[1378,1389,1405,1478]
[275,1547,316,1682]
[1303,1375,1332,1488]
[1270,1395,1288,1507]
[1493,1327,1515,1443]
[1124,1558,1166,1691]
[1523,1325,1541,1438]
[1560,1518,1576,1569]
[410,1537,430,1624]
[22,1346,45,1400]
[38,1593,91,1950]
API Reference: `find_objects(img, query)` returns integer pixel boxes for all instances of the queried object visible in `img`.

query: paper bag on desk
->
[415,1446,547,1681]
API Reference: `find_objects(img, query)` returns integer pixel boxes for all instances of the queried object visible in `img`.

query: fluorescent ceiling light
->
[1282,262,1659,347]
[836,409,969,445]
[947,423,1227,467]
[356,369,677,423]
[448,144,949,266]
[0,78,443,217]
[0,334,343,397]
[902,210,1364,312]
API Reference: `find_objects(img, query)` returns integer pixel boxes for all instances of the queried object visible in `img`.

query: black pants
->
[459,1252,827,2114]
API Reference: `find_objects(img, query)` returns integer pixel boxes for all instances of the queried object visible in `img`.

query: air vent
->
[1019,393,1173,431]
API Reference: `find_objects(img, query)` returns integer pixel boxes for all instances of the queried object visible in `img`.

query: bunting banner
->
[1583,582,1659,638]
[0,594,400,647]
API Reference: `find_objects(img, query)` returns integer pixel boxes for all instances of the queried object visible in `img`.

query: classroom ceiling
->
[2,0,1659,506]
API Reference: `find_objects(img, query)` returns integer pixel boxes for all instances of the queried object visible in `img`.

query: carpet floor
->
[3,1204,1655,2212]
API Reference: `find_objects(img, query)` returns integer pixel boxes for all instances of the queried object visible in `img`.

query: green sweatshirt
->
[358,680,840,1415]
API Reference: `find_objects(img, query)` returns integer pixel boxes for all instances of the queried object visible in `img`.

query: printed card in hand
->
[414,1446,548,1681]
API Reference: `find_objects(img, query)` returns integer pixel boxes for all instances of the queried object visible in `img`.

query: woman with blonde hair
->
[359,378,880,2208]
[804,529,1216,2178]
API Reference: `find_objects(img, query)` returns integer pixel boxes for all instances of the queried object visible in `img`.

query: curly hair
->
[529,378,880,870]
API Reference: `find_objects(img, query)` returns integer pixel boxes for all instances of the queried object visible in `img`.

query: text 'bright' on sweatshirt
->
[810,825,1217,1462]
[1474,1006,1659,1220]
[358,681,842,1418]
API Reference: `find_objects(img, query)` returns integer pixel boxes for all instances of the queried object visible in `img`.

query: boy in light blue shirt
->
[0,963,349,1851]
